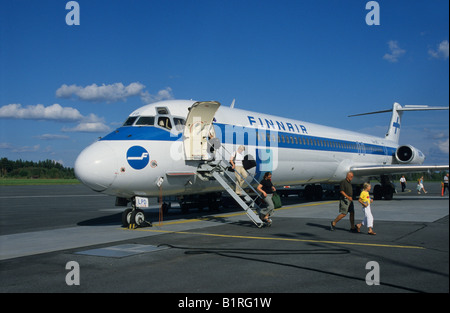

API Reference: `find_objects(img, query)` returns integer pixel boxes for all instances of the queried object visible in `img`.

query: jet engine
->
[395,145,425,164]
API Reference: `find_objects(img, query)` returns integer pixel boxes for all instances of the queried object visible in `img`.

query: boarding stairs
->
[196,150,266,228]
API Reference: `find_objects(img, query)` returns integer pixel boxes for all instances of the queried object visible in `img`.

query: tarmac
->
[0,182,448,297]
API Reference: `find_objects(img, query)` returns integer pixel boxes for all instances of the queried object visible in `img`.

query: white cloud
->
[0,143,40,153]
[56,82,174,103]
[56,82,145,102]
[62,122,111,133]
[14,145,40,153]
[65,114,111,133]
[428,131,450,155]
[0,103,83,121]
[140,87,174,104]
[55,84,80,98]
[383,40,406,63]
[435,137,449,154]
[0,143,14,149]
[34,134,70,140]
[428,40,449,60]
[0,103,110,133]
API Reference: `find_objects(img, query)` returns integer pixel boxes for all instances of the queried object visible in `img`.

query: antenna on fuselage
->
[230,99,235,109]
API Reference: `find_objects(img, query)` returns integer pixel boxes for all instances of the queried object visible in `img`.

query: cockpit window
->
[156,107,169,114]
[174,118,185,132]
[123,116,138,126]
[135,116,155,126]
[157,116,172,130]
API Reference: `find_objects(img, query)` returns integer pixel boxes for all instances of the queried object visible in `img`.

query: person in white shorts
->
[356,183,376,235]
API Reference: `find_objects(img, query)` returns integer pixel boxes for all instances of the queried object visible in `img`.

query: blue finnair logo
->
[127,146,149,170]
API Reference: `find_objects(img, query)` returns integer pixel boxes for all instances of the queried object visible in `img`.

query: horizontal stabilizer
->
[348,105,449,117]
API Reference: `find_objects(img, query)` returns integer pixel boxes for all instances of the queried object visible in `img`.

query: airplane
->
[74,100,449,227]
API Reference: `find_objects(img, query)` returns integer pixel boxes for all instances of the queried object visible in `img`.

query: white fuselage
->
[74,100,399,198]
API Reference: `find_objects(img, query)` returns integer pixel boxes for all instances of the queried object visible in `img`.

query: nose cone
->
[75,141,118,192]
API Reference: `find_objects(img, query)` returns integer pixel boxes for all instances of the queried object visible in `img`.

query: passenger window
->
[123,116,138,126]
[259,132,265,142]
[157,116,172,130]
[135,116,155,126]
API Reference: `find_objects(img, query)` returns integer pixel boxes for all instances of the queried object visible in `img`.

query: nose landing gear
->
[121,199,152,229]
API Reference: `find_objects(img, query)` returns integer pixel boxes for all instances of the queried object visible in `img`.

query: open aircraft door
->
[183,101,221,160]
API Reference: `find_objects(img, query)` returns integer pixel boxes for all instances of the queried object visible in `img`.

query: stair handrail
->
[210,144,264,201]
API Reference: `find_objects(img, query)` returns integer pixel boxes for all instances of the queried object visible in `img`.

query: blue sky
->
[1,0,448,168]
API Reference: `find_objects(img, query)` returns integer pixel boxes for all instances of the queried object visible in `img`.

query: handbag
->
[271,192,282,209]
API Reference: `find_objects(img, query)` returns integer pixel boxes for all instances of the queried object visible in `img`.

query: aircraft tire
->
[304,185,314,201]
[373,185,382,200]
[122,208,133,227]
[131,209,146,227]
[314,185,323,201]
[383,185,394,200]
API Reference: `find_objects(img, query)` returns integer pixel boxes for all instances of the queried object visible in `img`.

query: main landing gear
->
[373,175,395,200]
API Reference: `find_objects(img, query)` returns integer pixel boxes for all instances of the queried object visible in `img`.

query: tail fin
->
[349,103,449,144]
[385,102,403,143]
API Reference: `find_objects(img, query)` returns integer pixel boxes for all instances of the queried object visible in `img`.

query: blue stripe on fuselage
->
[100,126,182,141]
[100,124,395,157]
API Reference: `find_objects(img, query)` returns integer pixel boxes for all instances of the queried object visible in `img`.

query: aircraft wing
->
[350,164,449,177]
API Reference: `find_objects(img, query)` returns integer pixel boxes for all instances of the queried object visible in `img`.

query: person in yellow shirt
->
[356,183,376,235]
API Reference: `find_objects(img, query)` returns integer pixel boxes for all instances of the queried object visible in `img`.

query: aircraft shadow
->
[77,203,247,227]
[157,244,427,292]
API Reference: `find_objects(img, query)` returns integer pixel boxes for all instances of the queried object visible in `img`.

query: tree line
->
[0,158,75,179]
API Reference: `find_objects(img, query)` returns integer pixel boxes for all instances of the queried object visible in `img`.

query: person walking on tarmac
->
[417,176,427,194]
[400,175,407,192]
[257,172,276,225]
[330,171,356,232]
[355,183,376,235]
[443,173,449,196]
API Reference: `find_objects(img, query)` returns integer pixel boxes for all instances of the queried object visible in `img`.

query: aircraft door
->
[183,101,221,160]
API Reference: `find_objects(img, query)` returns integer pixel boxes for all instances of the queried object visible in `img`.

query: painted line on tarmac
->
[124,200,424,250]
[130,228,425,250]
[150,200,339,226]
